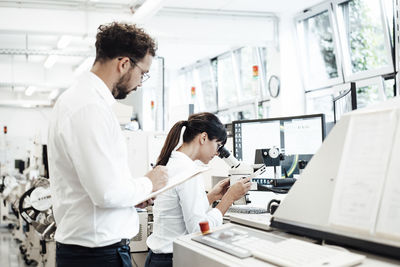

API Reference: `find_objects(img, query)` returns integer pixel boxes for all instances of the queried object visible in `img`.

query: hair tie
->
[182,121,188,127]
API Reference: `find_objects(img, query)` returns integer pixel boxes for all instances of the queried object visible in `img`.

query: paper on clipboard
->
[134,166,209,206]
[328,111,396,233]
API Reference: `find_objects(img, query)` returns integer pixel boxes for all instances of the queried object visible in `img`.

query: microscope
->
[218,147,265,205]
[255,147,284,179]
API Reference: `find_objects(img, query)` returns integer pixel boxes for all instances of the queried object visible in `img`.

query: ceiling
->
[0,0,322,107]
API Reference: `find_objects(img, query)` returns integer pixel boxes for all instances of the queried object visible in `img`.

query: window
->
[237,47,258,101]
[194,62,217,112]
[217,103,257,124]
[383,0,394,47]
[356,84,382,108]
[258,101,270,119]
[140,57,165,131]
[301,0,395,115]
[297,4,342,90]
[306,88,335,122]
[217,52,239,108]
[355,77,385,108]
[175,46,268,123]
[337,0,393,78]
[383,77,395,98]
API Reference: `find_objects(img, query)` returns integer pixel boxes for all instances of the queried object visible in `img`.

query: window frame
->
[296,2,344,90]
[333,0,394,81]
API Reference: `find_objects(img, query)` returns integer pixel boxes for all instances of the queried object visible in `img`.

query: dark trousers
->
[144,249,173,267]
[56,241,132,267]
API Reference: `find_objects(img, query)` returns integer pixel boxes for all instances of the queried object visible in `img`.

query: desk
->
[173,223,400,267]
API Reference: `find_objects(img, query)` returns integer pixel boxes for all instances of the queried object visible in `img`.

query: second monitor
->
[233,114,326,178]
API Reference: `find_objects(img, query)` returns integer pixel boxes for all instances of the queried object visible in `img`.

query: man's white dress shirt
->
[146,151,223,253]
[48,71,153,247]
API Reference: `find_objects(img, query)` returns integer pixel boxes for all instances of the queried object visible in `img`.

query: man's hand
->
[135,198,155,209]
[207,178,230,204]
[145,166,168,192]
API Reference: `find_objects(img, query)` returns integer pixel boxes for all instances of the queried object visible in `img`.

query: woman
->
[145,112,251,267]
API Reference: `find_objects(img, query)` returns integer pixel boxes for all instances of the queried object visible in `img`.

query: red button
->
[199,221,210,234]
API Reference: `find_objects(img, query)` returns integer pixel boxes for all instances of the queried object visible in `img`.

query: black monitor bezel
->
[232,113,326,160]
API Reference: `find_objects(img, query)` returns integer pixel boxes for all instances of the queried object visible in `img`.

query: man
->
[48,22,168,267]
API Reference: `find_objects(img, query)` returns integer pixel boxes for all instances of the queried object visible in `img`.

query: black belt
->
[149,249,172,258]
[56,239,130,251]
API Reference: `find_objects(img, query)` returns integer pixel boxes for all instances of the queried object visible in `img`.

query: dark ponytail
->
[156,120,187,166]
[156,112,227,166]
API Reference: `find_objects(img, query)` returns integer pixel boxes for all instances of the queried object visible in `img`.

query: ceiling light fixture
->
[25,85,37,96]
[57,35,72,49]
[132,0,165,24]
[74,56,95,76]
[48,89,60,100]
[44,55,59,69]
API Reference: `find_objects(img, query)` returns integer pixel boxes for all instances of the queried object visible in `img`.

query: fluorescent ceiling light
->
[132,0,165,24]
[57,35,72,49]
[25,86,37,96]
[48,89,60,100]
[74,56,95,76]
[82,35,96,46]
[44,55,59,69]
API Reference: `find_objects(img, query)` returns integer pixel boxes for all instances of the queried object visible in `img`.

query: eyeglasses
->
[118,57,150,83]
[128,57,150,83]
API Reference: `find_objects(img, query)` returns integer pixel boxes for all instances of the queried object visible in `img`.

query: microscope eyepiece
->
[217,146,240,168]
[218,146,230,158]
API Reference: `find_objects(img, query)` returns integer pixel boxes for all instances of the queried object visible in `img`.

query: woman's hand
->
[207,178,230,204]
[215,177,252,215]
[135,197,155,209]
[226,177,252,201]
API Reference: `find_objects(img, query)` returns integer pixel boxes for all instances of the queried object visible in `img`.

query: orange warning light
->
[253,65,259,77]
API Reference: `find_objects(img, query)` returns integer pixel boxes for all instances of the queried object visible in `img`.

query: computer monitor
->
[333,82,357,123]
[233,114,325,177]
[14,159,25,174]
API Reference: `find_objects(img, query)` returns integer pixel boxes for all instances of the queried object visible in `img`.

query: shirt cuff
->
[137,176,153,195]
[208,208,223,227]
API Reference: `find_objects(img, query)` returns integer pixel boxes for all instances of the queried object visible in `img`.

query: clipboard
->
[134,166,209,205]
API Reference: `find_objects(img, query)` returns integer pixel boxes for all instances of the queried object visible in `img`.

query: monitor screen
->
[14,159,25,174]
[233,114,325,177]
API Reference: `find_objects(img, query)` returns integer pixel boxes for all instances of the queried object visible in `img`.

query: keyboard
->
[227,205,269,214]
[192,226,365,266]
[234,236,365,267]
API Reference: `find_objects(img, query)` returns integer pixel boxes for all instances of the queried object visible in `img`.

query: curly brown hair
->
[95,22,157,63]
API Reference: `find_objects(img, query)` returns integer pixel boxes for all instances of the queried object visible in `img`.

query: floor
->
[0,225,148,267]
[0,226,28,267]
